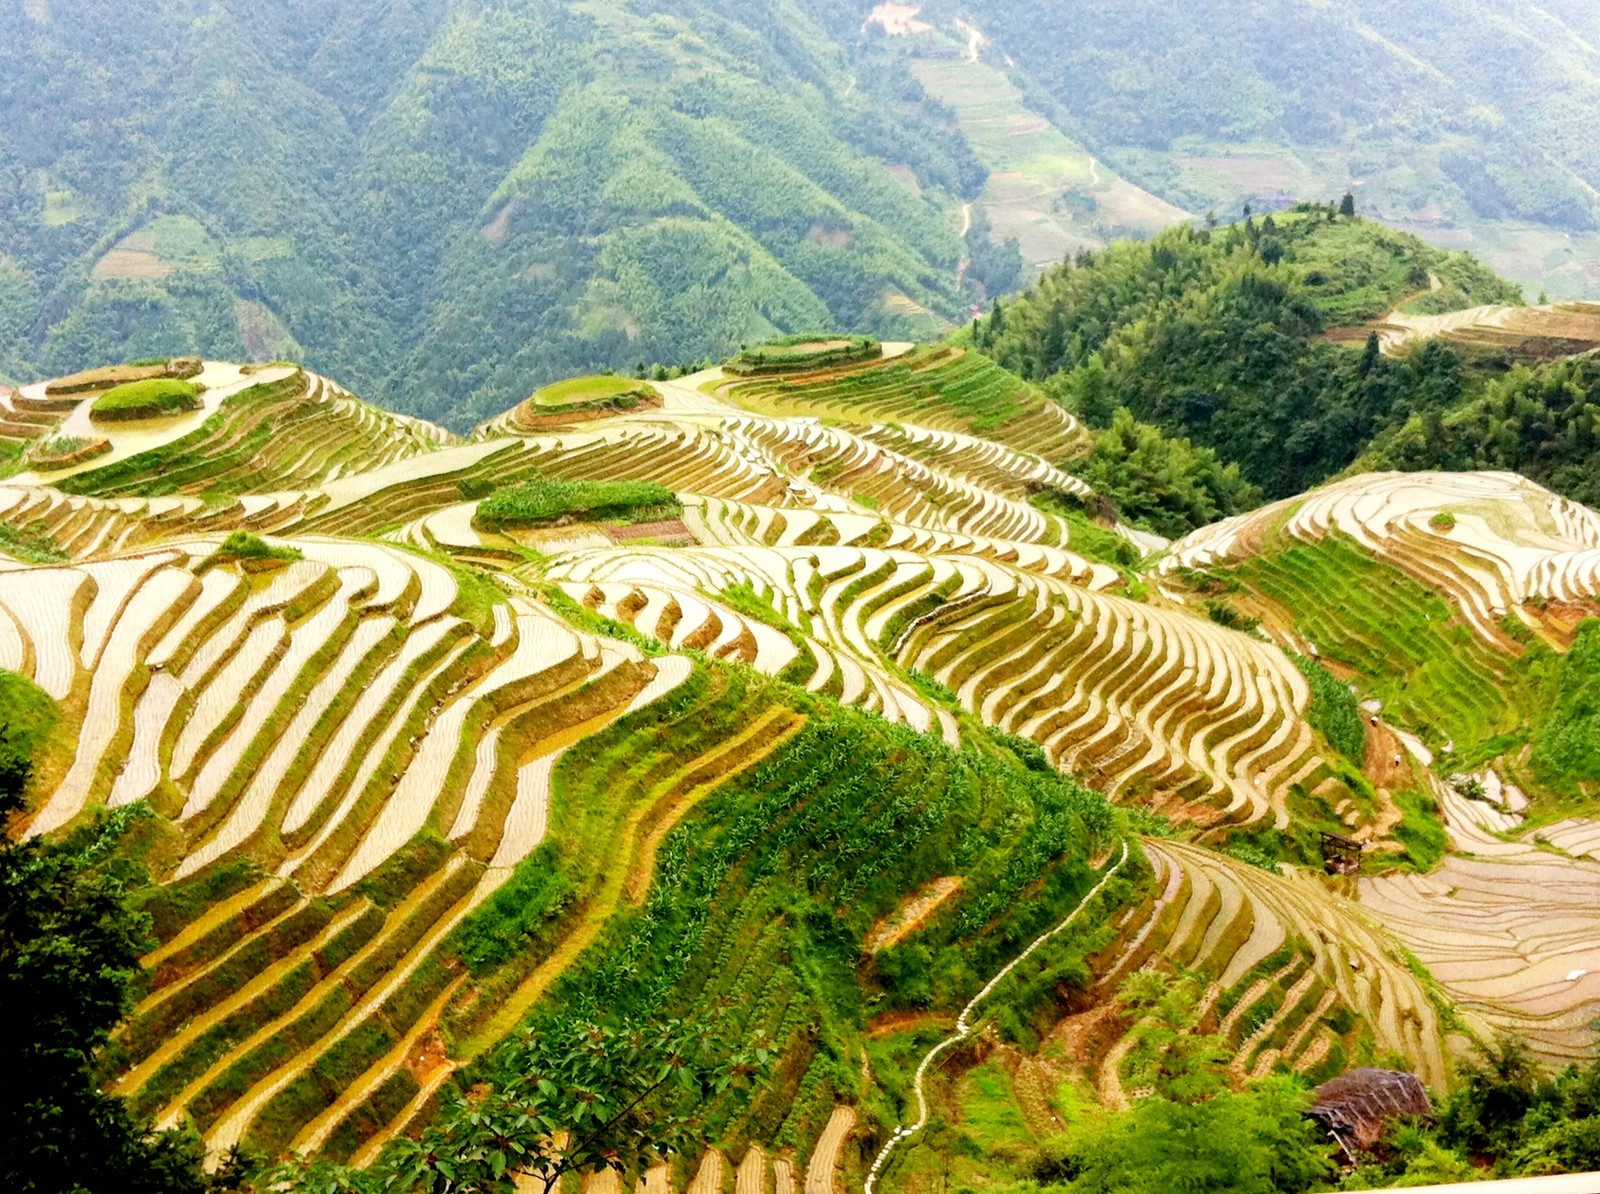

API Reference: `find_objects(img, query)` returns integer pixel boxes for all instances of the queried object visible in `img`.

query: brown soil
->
[405,1027,451,1086]
[1364,721,1412,791]
[866,874,964,953]
[1533,598,1600,646]
[94,248,172,280]
[864,1009,957,1038]
[607,518,697,546]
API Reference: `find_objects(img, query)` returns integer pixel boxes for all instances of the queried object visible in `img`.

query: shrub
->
[1430,511,1457,531]
[211,531,302,566]
[90,377,201,421]
[475,477,680,530]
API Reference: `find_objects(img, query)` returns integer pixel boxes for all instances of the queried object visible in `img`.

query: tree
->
[1067,1079,1333,1194]
[276,1015,769,1194]
[1064,974,1333,1194]
[1340,191,1357,218]
[0,736,236,1193]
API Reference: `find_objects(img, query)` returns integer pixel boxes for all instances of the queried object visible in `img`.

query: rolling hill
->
[8,328,1600,1190]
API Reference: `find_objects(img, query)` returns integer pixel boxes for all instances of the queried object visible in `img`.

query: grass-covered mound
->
[973,213,1523,503]
[90,377,202,422]
[533,376,658,410]
[474,478,681,531]
[0,669,57,790]
[725,333,881,376]
[201,531,303,572]
[505,376,663,431]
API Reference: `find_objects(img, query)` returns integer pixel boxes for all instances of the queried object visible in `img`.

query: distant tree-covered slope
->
[0,0,1005,427]
[913,0,1600,299]
[972,209,1521,507]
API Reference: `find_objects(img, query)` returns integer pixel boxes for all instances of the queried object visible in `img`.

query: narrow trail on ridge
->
[955,202,973,290]
[863,840,1131,1193]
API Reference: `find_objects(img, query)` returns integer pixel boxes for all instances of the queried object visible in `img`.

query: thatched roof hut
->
[1310,1068,1433,1158]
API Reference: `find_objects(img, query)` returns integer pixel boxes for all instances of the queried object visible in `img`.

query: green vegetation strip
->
[91,377,201,421]
[475,478,681,530]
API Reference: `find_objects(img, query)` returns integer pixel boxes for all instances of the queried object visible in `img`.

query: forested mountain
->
[915,0,1600,301]
[10,0,1600,429]
[0,0,1007,427]
[973,209,1521,504]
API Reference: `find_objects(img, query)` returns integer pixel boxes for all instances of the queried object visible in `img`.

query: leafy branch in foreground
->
[272,1015,770,1194]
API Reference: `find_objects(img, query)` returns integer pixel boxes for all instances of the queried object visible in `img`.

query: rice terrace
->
[12,1,1600,1186]
[7,268,1600,1190]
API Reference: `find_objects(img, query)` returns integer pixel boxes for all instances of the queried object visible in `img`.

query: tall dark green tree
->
[0,699,234,1194]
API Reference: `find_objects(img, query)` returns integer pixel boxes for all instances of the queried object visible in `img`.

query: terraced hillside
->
[9,342,1600,1190]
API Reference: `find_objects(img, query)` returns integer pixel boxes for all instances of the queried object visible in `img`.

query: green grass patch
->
[476,477,681,531]
[1392,788,1449,872]
[90,377,200,421]
[1529,619,1600,801]
[0,668,57,785]
[532,375,657,410]
[1289,653,1367,762]
[1238,531,1549,752]
[447,841,575,976]
[0,521,68,563]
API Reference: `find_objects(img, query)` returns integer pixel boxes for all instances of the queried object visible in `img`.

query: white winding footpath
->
[863,840,1130,1193]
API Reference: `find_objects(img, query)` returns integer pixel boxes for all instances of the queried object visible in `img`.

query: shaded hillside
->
[971,211,1521,508]
[0,0,1003,427]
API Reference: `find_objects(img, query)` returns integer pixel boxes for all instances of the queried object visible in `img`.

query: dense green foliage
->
[1345,1038,1600,1186]
[91,378,200,419]
[0,674,235,1193]
[0,0,1012,427]
[974,214,1516,506]
[212,532,303,566]
[947,0,1600,240]
[1289,654,1367,762]
[1364,355,1600,508]
[1529,620,1600,800]
[275,1015,768,1194]
[475,477,681,529]
[1044,973,1333,1194]
[1069,406,1260,538]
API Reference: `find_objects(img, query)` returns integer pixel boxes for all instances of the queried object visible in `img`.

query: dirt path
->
[954,202,973,291]
[862,841,1130,1193]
